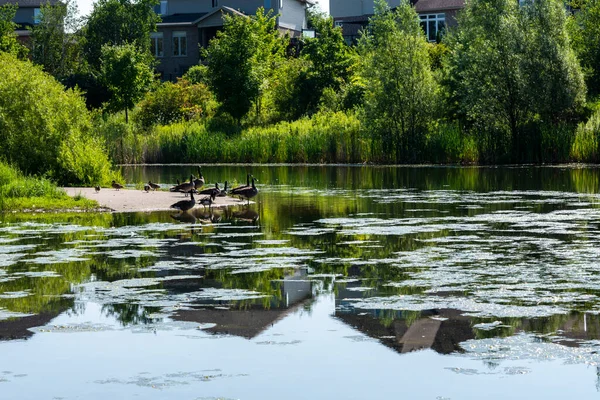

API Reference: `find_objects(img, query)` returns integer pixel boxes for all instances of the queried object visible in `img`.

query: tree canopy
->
[358,0,438,162]
[445,0,585,161]
[0,4,27,58]
[100,43,155,122]
[204,7,285,124]
[30,1,84,79]
[83,0,160,71]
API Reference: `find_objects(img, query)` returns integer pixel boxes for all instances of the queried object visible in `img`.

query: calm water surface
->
[3,165,600,399]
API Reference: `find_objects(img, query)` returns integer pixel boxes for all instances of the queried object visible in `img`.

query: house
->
[154,0,315,80]
[329,0,465,44]
[0,0,59,42]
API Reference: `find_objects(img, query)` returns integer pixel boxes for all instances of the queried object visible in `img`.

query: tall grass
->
[99,112,585,165]
[0,161,100,212]
[100,112,369,164]
[0,162,65,199]
[571,109,600,163]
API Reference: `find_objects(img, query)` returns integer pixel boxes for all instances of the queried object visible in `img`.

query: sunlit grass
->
[0,162,101,212]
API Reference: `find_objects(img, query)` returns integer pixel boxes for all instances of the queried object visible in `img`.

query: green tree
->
[0,4,27,58]
[205,7,285,124]
[358,0,438,163]
[83,0,159,71]
[30,0,84,79]
[445,0,585,161]
[298,9,352,116]
[569,0,600,97]
[0,52,114,185]
[100,43,154,122]
[522,0,585,121]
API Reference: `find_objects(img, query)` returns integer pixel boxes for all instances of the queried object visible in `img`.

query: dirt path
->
[63,187,250,212]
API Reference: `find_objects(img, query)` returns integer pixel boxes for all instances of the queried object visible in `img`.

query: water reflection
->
[2,166,600,363]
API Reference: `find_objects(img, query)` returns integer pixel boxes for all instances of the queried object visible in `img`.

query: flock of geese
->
[103,167,258,214]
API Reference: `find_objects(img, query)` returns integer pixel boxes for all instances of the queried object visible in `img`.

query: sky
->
[74,0,329,18]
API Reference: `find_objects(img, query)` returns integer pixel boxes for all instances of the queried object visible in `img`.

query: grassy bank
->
[98,112,489,165]
[0,162,99,212]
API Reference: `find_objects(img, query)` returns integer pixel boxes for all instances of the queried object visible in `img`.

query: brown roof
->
[414,0,465,12]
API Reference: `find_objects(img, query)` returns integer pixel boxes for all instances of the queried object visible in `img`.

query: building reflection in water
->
[335,282,600,355]
[172,268,312,339]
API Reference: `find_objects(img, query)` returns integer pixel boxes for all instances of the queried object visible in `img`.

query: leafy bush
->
[571,108,600,162]
[134,79,216,129]
[0,52,116,185]
[182,65,210,85]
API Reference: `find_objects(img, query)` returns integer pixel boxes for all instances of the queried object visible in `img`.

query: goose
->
[194,166,205,190]
[112,180,124,190]
[198,182,220,197]
[148,181,160,191]
[170,175,195,196]
[144,184,150,192]
[234,177,258,205]
[170,190,196,212]
[231,174,252,194]
[198,193,216,210]
[94,186,101,193]
[217,181,228,197]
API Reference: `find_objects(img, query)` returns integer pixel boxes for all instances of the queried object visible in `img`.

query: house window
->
[33,8,41,24]
[153,1,167,15]
[419,13,445,42]
[264,0,271,8]
[173,31,187,57]
[151,32,164,57]
[334,20,343,28]
[212,0,218,7]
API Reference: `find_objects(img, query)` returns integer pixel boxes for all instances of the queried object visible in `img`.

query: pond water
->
[3,165,600,399]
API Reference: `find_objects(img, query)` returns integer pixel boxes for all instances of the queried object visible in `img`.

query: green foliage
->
[0,52,115,185]
[298,9,352,115]
[358,0,438,163]
[182,64,210,85]
[522,0,585,121]
[30,1,84,79]
[0,4,28,58]
[427,42,449,71]
[100,43,155,122]
[445,0,585,162]
[426,121,479,164]
[82,0,160,71]
[570,0,600,96]
[134,78,216,129]
[269,57,311,121]
[0,161,100,212]
[100,112,368,164]
[205,7,285,123]
[572,107,600,162]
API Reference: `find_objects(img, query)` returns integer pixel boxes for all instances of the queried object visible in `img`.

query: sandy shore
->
[63,187,250,212]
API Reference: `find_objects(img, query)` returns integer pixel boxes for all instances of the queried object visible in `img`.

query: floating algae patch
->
[343,295,569,318]
[94,370,248,388]
[255,239,290,245]
[138,260,187,272]
[29,322,118,334]
[0,290,30,299]
[0,244,37,254]
[458,333,600,366]
[0,308,33,321]
[26,248,90,264]
[472,321,512,331]
[106,249,158,259]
